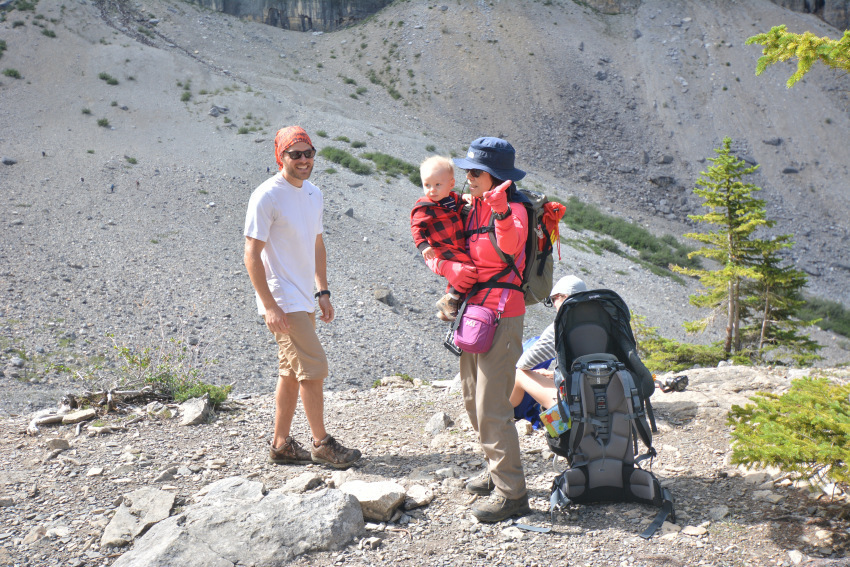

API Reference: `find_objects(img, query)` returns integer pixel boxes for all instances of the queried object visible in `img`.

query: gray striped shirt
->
[516,322,558,370]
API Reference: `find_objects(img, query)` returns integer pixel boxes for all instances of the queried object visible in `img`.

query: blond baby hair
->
[419,155,454,178]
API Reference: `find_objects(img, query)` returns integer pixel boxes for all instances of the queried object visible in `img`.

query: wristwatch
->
[314,290,331,299]
[493,210,511,221]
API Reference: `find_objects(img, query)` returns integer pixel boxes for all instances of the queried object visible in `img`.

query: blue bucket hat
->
[452,137,526,181]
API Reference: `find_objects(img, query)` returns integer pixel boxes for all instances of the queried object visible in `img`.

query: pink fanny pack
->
[453,305,499,354]
[450,286,511,354]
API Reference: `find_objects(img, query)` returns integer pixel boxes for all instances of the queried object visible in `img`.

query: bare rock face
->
[756,0,849,30]
[187,0,394,32]
[111,477,363,567]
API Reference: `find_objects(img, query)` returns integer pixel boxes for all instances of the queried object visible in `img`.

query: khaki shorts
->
[271,311,329,382]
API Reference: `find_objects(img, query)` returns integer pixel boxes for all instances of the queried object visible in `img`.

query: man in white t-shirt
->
[244,126,360,469]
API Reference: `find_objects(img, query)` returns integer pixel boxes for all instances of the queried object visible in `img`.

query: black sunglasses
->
[464,168,484,178]
[283,149,316,160]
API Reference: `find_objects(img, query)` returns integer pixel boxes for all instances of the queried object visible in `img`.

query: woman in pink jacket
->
[447,137,531,522]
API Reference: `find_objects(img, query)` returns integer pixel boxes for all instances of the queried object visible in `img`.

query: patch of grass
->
[316,130,328,137]
[334,135,350,143]
[356,86,367,95]
[318,147,373,175]
[237,127,249,134]
[87,149,95,154]
[3,68,22,79]
[360,152,419,186]
[110,100,118,106]
[425,144,436,152]
[82,108,92,115]
[316,62,323,68]
[560,196,700,272]
[387,86,402,100]
[796,297,850,338]
[98,72,118,85]
[125,156,137,164]
[97,118,110,128]
[41,28,55,38]
[12,20,25,27]
[325,167,337,174]
[350,141,366,148]
[341,75,356,85]
[181,91,191,102]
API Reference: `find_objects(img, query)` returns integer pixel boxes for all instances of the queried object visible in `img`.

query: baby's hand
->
[461,194,473,205]
[422,246,437,261]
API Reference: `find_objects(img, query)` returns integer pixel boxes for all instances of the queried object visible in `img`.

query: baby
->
[410,156,476,321]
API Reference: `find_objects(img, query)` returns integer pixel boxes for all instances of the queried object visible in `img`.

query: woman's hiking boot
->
[436,294,460,321]
[311,435,361,469]
[269,436,313,465]
[465,472,495,495]
[471,493,531,523]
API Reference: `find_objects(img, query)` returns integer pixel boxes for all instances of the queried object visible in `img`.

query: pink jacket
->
[427,197,528,317]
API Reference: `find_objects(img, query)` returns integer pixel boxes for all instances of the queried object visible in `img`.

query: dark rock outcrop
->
[188,0,393,32]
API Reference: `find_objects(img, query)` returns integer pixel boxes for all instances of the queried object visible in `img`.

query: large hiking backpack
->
[547,289,674,539]
[469,186,565,306]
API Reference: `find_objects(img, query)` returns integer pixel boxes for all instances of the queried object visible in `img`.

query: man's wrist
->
[314,290,331,299]
[493,209,511,221]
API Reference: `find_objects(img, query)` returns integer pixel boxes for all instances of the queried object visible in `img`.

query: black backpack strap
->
[640,488,675,539]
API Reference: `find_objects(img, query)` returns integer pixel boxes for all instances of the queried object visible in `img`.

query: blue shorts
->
[513,392,542,429]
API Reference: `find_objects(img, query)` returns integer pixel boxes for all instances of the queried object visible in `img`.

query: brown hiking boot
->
[311,435,361,469]
[436,294,459,322]
[269,436,313,465]
[465,471,495,495]
[471,493,531,523]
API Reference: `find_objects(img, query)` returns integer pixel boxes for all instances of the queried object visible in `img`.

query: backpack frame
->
[547,290,674,539]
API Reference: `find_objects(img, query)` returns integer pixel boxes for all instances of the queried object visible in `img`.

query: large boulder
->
[111,476,363,566]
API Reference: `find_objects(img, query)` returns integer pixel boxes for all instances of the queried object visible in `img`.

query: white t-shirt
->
[244,173,324,314]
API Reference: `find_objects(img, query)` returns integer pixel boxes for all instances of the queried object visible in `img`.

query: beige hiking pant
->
[459,314,527,500]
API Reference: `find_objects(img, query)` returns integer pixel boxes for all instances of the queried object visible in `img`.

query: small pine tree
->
[742,235,822,366]
[673,137,770,357]
[728,377,850,487]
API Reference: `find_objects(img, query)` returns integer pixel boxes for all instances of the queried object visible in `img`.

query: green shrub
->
[98,72,118,85]
[238,127,249,134]
[560,196,699,272]
[351,141,366,148]
[181,91,191,102]
[387,86,402,100]
[97,118,110,127]
[0,39,6,58]
[316,130,328,137]
[796,296,850,338]
[111,339,231,406]
[41,28,55,38]
[632,313,733,372]
[356,87,367,95]
[728,377,850,486]
[125,156,137,164]
[13,20,25,27]
[318,147,372,175]
[3,68,21,79]
[425,144,436,152]
[334,135,350,143]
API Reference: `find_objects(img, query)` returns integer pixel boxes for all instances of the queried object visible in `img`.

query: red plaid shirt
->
[410,193,472,264]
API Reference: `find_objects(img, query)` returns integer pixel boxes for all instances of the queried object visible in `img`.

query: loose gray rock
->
[763,137,783,146]
[101,487,175,547]
[282,472,324,493]
[340,480,406,522]
[46,438,71,451]
[111,477,363,567]
[2,157,16,165]
[179,394,214,426]
[403,485,434,510]
[426,411,454,435]
[373,287,395,306]
[10,356,25,368]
